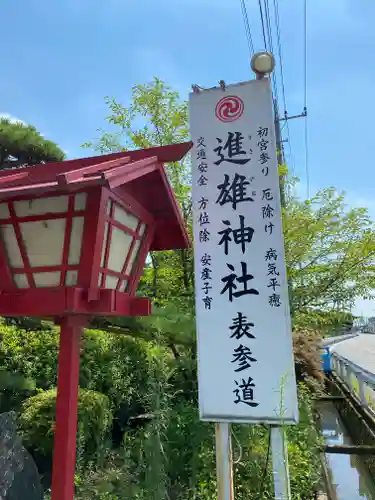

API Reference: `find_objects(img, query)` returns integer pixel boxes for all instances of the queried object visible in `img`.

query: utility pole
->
[273,100,286,208]
[272,97,292,500]
[274,103,307,209]
[252,52,297,500]
[274,99,308,297]
[253,52,308,500]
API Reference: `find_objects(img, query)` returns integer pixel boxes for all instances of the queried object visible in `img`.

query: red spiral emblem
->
[215,95,244,122]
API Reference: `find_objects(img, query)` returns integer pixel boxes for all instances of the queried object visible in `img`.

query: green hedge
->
[0,325,59,391]
[0,326,153,418]
[18,388,113,460]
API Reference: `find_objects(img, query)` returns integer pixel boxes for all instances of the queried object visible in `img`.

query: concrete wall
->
[326,376,375,477]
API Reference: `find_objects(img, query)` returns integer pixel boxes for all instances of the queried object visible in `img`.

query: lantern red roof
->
[0,141,192,251]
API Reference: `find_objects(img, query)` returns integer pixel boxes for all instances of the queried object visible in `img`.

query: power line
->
[262,0,296,182]
[272,0,287,116]
[258,0,268,50]
[240,0,255,57]
[271,0,296,176]
[264,0,279,105]
[303,0,308,112]
[303,0,310,199]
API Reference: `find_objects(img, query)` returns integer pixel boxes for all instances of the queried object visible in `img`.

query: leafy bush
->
[19,388,113,461]
[0,326,59,390]
[79,329,153,445]
[70,385,322,500]
[293,308,354,337]
[287,384,323,498]
[0,320,324,499]
[0,325,153,428]
[293,328,325,391]
[3,316,52,332]
[80,329,151,410]
[0,369,36,412]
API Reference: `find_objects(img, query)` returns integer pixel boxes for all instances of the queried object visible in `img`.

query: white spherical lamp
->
[251,52,275,77]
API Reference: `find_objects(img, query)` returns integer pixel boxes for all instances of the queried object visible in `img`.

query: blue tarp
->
[319,346,331,373]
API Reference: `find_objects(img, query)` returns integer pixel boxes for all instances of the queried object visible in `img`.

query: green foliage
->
[72,451,135,500]
[92,305,195,347]
[8,77,375,498]
[82,77,188,151]
[18,388,112,460]
[0,326,59,390]
[82,77,190,210]
[0,368,36,413]
[284,185,375,313]
[78,77,375,497]
[3,316,53,332]
[0,325,153,422]
[71,384,321,500]
[0,117,64,169]
[278,162,288,177]
[83,78,193,311]
[0,117,64,329]
[292,329,324,391]
[287,384,323,498]
[84,78,375,326]
[0,319,323,498]
[78,319,323,499]
[79,328,151,410]
[293,308,354,337]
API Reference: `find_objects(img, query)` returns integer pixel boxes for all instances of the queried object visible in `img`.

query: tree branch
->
[298,240,375,309]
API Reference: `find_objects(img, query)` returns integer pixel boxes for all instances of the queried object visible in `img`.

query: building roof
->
[0,142,193,251]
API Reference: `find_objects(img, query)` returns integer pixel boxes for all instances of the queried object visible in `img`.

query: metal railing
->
[331,350,375,414]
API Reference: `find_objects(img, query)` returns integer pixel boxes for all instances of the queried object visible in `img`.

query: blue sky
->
[1,0,374,315]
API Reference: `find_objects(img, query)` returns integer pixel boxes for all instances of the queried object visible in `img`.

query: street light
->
[0,141,192,500]
[251,51,275,79]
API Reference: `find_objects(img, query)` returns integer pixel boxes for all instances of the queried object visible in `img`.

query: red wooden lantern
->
[0,141,192,500]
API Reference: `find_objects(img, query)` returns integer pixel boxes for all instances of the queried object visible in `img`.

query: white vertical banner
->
[189,79,298,424]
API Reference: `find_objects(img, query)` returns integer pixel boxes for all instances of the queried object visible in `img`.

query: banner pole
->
[271,426,291,500]
[215,423,234,500]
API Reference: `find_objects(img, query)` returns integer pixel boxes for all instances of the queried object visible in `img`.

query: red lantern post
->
[0,142,192,500]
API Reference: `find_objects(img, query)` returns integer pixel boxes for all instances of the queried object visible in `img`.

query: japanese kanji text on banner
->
[189,79,298,424]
